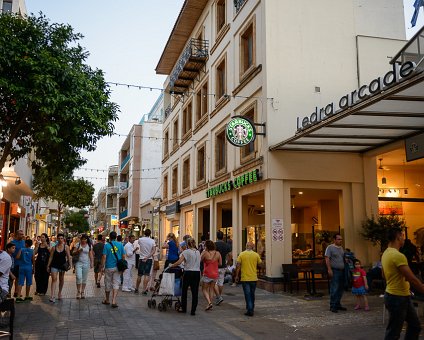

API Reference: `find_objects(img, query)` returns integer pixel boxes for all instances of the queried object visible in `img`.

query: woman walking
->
[34,233,50,295]
[162,233,179,268]
[170,238,201,315]
[73,234,94,299]
[70,236,80,273]
[201,240,221,311]
[47,233,72,303]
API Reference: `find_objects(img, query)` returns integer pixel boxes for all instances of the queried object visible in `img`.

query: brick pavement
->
[13,267,424,339]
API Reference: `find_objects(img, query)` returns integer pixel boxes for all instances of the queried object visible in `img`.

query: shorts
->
[18,266,33,286]
[94,258,102,273]
[202,275,217,284]
[138,259,152,276]
[216,268,226,286]
[352,286,367,295]
[104,268,120,291]
[50,267,65,273]
[12,265,19,279]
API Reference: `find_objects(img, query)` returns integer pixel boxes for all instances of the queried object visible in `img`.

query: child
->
[15,239,35,302]
[352,259,369,311]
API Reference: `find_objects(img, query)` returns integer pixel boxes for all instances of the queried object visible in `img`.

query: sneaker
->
[231,283,237,287]
[330,308,338,313]
[15,297,25,303]
[215,296,224,306]
[354,305,361,310]
[24,296,33,301]
[134,289,139,294]
[337,306,347,311]
[122,288,131,292]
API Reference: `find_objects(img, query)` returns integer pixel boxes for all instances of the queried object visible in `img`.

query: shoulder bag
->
[72,243,80,265]
[110,241,128,272]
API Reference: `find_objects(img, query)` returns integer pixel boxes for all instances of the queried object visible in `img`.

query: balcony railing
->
[391,25,424,69]
[106,207,118,214]
[234,0,247,13]
[120,153,130,171]
[107,186,119,194]
[169,38,209,93]
[119,209,128,219]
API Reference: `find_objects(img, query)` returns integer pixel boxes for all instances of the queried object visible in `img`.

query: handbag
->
[72,244,80,265]
[158,272,175,295]
[110,241,128,272]
[153,260,160,271]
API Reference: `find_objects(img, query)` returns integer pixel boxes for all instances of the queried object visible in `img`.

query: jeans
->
[242,281,256,314]
[384,293,421,340]
[75,262,89,285]
[329,268,344,309]
[181,271,200,314]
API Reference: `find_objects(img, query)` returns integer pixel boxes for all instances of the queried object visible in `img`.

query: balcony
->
[169,38,209,94]
[107,186,119,195]
[391,25,424,68]
[119,209,128,220]
[106,207,118,215]
[108,165,119,176]
[234,0,247,13]
[120,153,130,172]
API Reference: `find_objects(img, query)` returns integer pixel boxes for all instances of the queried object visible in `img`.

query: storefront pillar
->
[232,191,240,258]
[266,179,288,278]
[209,199,215,241]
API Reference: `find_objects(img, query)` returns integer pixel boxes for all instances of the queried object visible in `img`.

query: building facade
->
[156,0,417,288]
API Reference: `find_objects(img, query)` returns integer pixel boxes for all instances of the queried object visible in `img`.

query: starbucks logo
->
[226,116,256,147]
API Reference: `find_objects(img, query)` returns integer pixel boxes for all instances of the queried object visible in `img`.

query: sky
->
[24,0,424,195]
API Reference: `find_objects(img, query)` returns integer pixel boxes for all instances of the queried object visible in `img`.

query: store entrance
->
[291,189,341,260]
[217,200,232,244]
[197,207,210,242]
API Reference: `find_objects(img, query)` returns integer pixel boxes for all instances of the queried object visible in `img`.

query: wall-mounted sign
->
[226,116,256,147]
[35,214,47,220]
[206,169,261,198]
[111,215,118,226]
[405,132,424,162]
[166,201,180,216]
[296,61,418,132]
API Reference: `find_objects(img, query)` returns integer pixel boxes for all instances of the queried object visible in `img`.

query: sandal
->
[102,300,110,305]
[205,303,213,311]
[80,293,85,299]
[111,304,118,308]
[49,297,56,303]
[76,292,81,299]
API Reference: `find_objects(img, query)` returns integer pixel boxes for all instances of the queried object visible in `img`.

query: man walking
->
[382,227,424,339]
[101,231,124,308]
[10,230,25,297]
[93,235,104,288]
[135,229,156,295]
[122,235,137,292]
[0,246,13,303]
[214,231,231,305]
[235,242,262,316]
[325,233,347,313]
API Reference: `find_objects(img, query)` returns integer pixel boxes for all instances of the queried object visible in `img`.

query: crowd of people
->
[3,228,260,318]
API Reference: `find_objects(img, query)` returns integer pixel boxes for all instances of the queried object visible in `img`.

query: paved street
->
[13,268,423,340]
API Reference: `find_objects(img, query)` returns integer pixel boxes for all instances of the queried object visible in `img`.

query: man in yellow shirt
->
[235,242,262,316]
[382,227,424,340]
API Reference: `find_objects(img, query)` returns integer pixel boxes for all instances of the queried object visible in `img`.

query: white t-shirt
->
[76,243,91,265]
[138,237,156,260]
[0,251,12,292]
[124,242,136,265]
[181,248,200,271]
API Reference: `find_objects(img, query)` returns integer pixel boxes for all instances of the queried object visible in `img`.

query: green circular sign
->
[226,116,256,147]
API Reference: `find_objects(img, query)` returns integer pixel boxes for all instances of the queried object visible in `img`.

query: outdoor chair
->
[310,262,330,294]
[282,264,309,293]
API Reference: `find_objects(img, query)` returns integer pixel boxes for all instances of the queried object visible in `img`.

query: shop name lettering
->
[206,169,260,198]
[296,61,417,132]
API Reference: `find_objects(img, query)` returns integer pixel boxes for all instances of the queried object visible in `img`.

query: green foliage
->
[361,213,406,252]
[63,210,89,233]
[0,13,118,177]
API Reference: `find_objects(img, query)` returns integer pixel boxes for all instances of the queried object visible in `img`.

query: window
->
[215,130,226,174]
[216,0,226,34]
[195,81,208,123]
[163,175,168,200]
[173,118,179,149]
[197,145,206,183]
[241,107,256,160]
[2,0,12,12]
[240,20,255,75]
[164,130,169,156]
[216,58,226,100]
[183,157,190,191]
[172,166,178,196]
[182,102,192,136]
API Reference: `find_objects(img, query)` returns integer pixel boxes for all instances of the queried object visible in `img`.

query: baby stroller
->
[147,266,183,312]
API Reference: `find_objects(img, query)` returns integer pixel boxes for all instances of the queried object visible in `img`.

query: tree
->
[63,210,89,234]
[361,213,406,252]
[0,13,118,177]
[33,169,94,232]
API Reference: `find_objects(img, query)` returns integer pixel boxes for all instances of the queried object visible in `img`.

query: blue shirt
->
[20,248,33,267]
[103,241,124,269]
[168,240,179,261]
[11,239,25,266]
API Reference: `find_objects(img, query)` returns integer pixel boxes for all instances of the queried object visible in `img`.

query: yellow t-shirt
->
[382,247,410,296]
[237,250,262,282]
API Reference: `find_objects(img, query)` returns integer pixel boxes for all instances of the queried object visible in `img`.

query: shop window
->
[216,0,226,35]
[240,19,255,77]
[215,129,226,175]
[173,118,179,150]
[240,107,256,162]
[182,101,192,136]
[216,58,226,101]
[197,145,206,183]
[163,129,169,156]
[185,211,194,237]
[172,166,178,196]
[163,175,168,200]
[195,81,208,123]
[182,157,190,191]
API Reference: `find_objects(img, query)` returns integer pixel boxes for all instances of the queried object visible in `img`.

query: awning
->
[270,70,424,153]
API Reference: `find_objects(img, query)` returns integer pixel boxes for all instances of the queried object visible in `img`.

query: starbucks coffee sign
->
[206,169,261,198]
[226,116,256,147]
